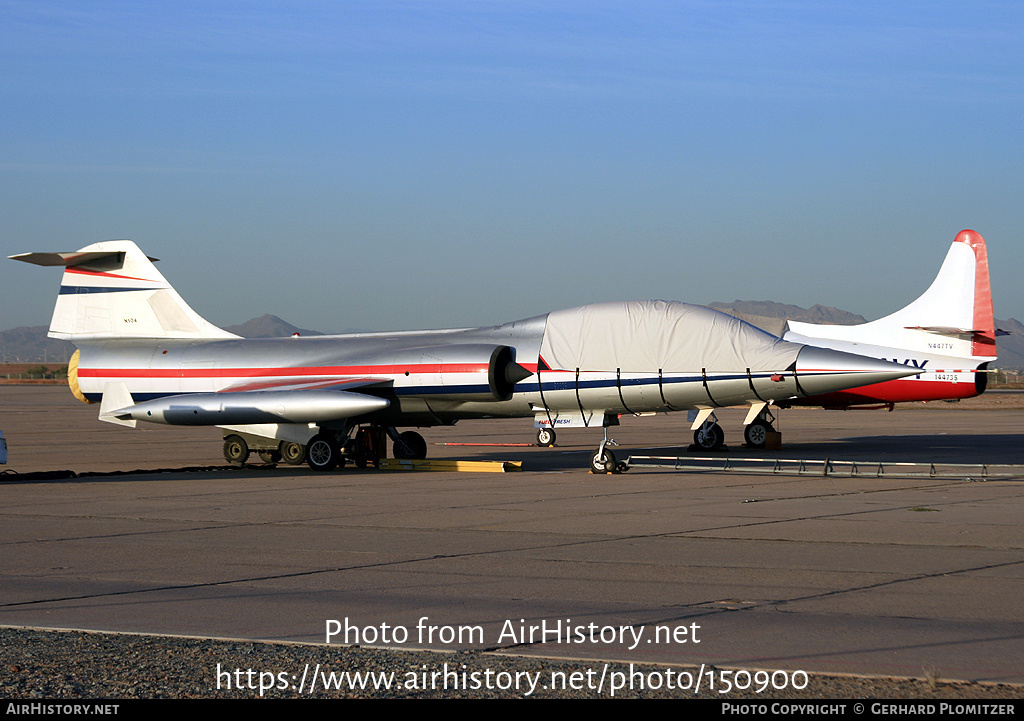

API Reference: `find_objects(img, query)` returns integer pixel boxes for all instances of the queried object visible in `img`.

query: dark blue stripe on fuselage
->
[515,374,739,393]
[84,372,795,405]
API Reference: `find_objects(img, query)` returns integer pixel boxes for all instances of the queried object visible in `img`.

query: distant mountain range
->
[993,317,1024,369]
[708,300,867,337]
[3,307,1022,369]
[712,301,1024,370]
[0,314,322,364]
[222,314,324,339]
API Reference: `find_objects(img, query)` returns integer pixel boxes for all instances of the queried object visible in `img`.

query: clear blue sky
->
[2,1,1021,332]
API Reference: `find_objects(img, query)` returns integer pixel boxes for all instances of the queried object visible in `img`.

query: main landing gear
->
[536,428,556,447]
[306,433,344,472]
[688,408,727,452]
[390,429,427,460]
[688,406,779,451]
[306,426,428,470]
[692,420,726,451]
[692,416,778,451]
[742,408,777,450]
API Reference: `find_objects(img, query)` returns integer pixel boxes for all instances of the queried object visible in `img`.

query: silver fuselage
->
[72,306,915,431]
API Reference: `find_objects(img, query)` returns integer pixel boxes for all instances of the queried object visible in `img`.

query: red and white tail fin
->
[785,230,997,361]
[10,240,238,341]
[960,230,997,358]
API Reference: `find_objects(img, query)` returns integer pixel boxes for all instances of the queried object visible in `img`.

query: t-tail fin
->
[10,240,238,341]
[785,230,997,360]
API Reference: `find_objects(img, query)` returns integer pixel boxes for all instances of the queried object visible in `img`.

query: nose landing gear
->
[589,425,626,474]
[536,427,556,447]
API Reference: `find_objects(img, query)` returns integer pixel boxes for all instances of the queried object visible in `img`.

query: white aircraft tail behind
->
[784,230,997,362]
[11,240,237,341]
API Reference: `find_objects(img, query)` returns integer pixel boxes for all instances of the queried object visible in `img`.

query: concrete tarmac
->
[2,385,1023,684]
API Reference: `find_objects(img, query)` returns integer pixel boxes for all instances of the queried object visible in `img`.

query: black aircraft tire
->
[744,420,773,449]
[306,435,341,472]
[693,423,725,451]
[394,431,427,460]
[536,428,556,447]
[590,449,616,474]
[279,441,306,465]
[223,435,249,464]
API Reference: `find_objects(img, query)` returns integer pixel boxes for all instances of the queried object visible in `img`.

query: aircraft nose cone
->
[793,346,920,396]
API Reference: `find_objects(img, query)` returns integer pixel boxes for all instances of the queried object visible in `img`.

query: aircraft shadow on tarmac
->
[2,432,1020,482]
[780,433,1024,466]
[446,433,1024,472]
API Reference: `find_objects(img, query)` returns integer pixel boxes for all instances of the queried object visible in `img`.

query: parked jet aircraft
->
[531,228,1002,453]
[712,230,999,449]
[701,230,1000,449]
[12,241,916,472]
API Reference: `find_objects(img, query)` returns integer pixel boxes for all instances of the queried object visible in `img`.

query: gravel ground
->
[1,627,1020,699]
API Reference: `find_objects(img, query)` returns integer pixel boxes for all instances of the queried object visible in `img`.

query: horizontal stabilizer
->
[903,326,981,335]
[10,250,159,267]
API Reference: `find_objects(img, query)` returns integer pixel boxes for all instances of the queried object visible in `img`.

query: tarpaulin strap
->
[575,368,587,420]
[789,361,808,397]
[658,369,679,410]
[616,368,637,415]
[537,369,555,430]
[746,367,767,402]
[701,368,722,407]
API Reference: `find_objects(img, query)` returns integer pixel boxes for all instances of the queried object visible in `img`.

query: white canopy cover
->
[539,301,802,373]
